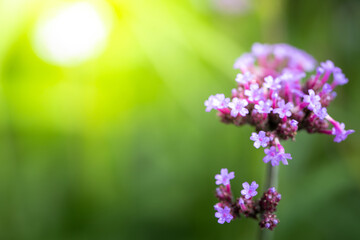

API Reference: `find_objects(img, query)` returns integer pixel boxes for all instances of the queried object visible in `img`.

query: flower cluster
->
[214,168,281,230]
[205,43,354,166]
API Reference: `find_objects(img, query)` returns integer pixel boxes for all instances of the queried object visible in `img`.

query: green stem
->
[258,164,279,240]
[265,163,279,190]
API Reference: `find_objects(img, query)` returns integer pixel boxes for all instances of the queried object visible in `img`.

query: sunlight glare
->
[33,1,112,66]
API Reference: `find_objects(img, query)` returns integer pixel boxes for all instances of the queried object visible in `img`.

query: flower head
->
[215,168,235,185]
[250,131,271,149]
[207,43,353,170]
[214,205,233,224]
[241,181,259,199]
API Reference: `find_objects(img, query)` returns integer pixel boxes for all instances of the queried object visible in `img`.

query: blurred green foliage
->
[0,0,359,239]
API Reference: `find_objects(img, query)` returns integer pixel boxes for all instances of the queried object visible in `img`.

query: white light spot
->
[33,1,112,66]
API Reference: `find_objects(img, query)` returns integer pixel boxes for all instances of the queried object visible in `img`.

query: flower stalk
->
[258,164,279,240]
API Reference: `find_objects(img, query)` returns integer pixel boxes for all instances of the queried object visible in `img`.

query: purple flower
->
[279,72,298,82]
[235,71,254,84]
[332,123,355,143]
[215,205,233,224]
[231,88,237,96]
[254,100,273,114]
[320,60,335,72]
[273,44,290,59]
[244,83,263,101]
[204,94,230,112]
[238,198,247,211]
[241,181,259,199]
[317,66,325,75]
[274,43,316,71]
[215,188,224,199]
[303,89,321,111]
[263,147,292,166]
[263,146,280,166]
[295,53,317,72]
[273,99,294,118]
[234,53,255,69]
[214,94,230,109]
[215,168,235,185]
[291,89,305,97]
[279,71,304,90]
[252,43,272,57]
[205,95,216,112]
[322,83,332,94]
[228,98,249,117]
[213,0,252,15]
[331,91,337,99]
[264,76,281,91]
[290,119,298,127]
[276,152,292,165]
[250,131,271,149]
[333,71,348,86]
[314,106,328,120]
[214,203,222,212]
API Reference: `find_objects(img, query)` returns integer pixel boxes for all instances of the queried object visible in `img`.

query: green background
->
[0,0,359,239]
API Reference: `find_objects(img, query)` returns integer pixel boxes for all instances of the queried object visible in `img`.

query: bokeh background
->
[0,0,359,239]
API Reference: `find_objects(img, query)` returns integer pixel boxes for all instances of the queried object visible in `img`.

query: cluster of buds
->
[205,43,354,166]
[214,169,281,230]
